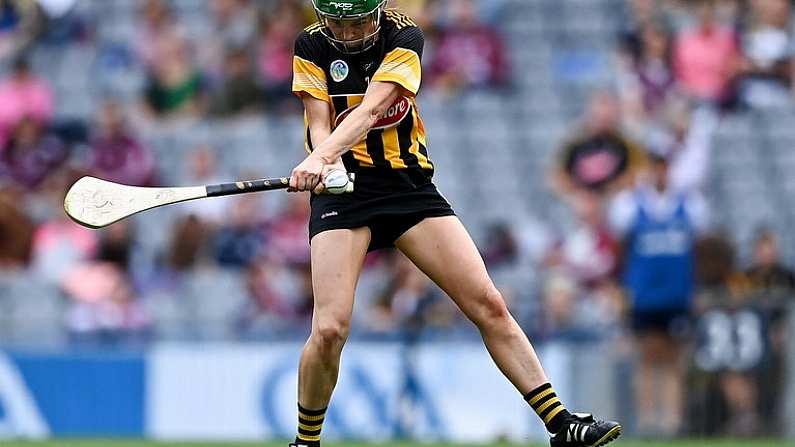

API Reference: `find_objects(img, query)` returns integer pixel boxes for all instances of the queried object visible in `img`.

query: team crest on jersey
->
[330,60,349,82]
[335,96,412,130]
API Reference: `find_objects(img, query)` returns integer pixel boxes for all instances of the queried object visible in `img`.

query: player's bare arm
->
[289,81,402,192]
[310,80,403,163]
[294,93,347,194]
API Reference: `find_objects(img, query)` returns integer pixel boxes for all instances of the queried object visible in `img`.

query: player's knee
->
[472,287,511,328]
[312,319,350,352]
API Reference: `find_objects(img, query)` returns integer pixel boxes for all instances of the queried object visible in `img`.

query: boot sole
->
[589,424,622,447]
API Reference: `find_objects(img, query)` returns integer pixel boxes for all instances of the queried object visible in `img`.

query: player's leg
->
[658,333,684,435]
[292,227,371,447]
[633,317,684,436]
[396,216,621,446]
[720,371,759,436]
[397,216,548,391]
[633,331,663,435]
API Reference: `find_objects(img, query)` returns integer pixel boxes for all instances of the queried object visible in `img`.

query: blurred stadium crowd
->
[0,0,794,439]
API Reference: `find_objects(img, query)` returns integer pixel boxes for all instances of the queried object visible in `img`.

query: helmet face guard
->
[312,0,387,54]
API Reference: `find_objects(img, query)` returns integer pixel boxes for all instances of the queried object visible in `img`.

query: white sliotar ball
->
[324,170,350,194]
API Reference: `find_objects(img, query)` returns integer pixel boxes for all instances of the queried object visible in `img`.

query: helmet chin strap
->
[315,1,386,54]
[336,27,381,54]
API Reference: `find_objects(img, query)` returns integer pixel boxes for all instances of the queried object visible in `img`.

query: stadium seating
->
[5,0,795,342]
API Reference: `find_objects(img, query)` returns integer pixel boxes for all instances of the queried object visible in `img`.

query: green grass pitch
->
[1,441,792,447]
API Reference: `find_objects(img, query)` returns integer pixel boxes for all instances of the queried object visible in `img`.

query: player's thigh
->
[310,227,371,330]
[395,216,505,321]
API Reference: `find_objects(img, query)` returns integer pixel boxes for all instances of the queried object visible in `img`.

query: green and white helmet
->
[311,0,388,54]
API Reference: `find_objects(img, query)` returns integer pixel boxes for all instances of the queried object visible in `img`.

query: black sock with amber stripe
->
[296,403,326,446]
[524,383,571,434]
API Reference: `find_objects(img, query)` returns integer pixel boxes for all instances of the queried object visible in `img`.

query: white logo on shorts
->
[321,211,339,219]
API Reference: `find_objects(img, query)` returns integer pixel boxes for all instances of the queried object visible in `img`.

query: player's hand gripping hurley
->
[64,171,354,229]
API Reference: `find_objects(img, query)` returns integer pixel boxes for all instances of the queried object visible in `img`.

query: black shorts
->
[309,168,455,252]
[631,308,689,335]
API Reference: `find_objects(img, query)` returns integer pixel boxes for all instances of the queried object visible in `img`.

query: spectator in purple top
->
[428,0,509,93]
[0,116,67,189]
[88,100,154,186]
[621,22,677,128]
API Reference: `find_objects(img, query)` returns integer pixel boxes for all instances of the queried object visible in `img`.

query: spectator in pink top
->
[0,57,53,148]
[88,100,155,186]
[31,209,99,284]
[429,0,509,93]
[673,0,740,104]
[257,1,304,110]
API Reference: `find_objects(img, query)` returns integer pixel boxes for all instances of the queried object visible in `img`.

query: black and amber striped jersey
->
[292,9,433,173]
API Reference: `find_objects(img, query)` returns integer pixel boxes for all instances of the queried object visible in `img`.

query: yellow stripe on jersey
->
[385,10,416,29]
[410,98,433,169]
[342,95,375,166]
[372,48,422,95]
[382,127,409,169]
[352,140,373,166]
[304,22,322,34]
[292,56,329,102]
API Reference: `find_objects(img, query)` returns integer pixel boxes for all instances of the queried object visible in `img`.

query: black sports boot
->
[550,412,622,447]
